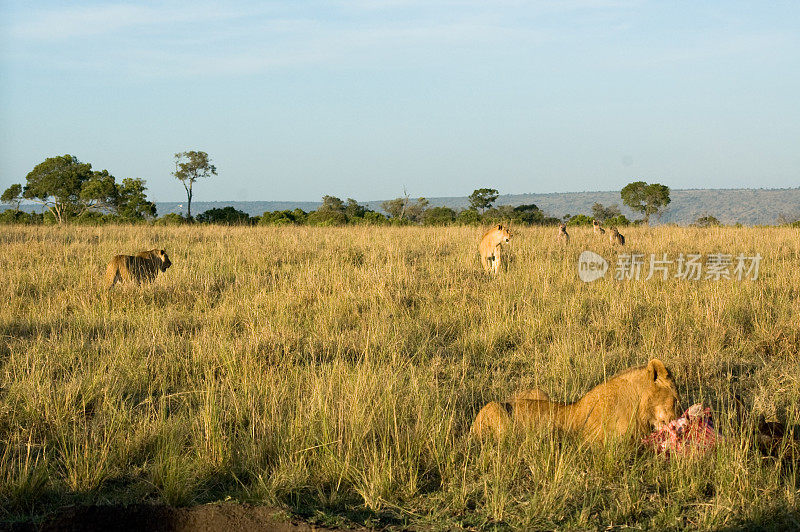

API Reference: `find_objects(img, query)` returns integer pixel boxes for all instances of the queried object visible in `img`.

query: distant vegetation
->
[2,155,156,224]
[4,155,800,226]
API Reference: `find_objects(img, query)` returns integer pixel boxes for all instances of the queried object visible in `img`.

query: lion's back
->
[105,253,158,286]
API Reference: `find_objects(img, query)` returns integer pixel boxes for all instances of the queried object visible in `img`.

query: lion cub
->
[478,224,511,274]
[105,249,172,288]
[557,223,569,245]
[593,219,606,235]
[472,359,679,445]
[609,226,625,246]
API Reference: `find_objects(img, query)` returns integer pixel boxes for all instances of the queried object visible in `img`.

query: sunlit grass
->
[0,224,798,528]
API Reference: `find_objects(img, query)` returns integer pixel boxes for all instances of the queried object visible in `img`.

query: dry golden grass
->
[0,224,798,529]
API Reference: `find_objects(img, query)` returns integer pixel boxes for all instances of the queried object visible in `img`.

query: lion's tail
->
[104,260,121,289]
[471,401,513,439]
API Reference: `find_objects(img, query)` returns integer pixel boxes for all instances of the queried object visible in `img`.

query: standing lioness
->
[479,224,511,274]
[471,359,679,445]
[105,249,172,289]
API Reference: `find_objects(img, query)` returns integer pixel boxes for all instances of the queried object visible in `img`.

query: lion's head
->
[639,359,679,431]
[157,249,172,272]
[496,224,511,244]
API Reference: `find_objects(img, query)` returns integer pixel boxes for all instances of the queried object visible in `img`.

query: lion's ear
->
[647,359,669,382]
[497,224,503,230]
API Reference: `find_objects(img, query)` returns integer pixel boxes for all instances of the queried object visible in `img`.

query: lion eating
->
[471,359,679,445]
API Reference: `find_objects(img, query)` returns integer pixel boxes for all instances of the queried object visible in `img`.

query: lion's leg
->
[105,264,120,289]
[481,254,490,272]
[493,247,501,274]
[471,401,512,439]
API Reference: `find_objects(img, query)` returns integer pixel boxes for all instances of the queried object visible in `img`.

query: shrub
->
[692,215,722,228]
[421,207,456,226]
[154,213,189,226]
[353,211,390,226]
[196,207,252,225]
[306,209,347,226]
[566,214,594,226]
[605,214,631,227]
[259,210,304,226]
[455,209,480,226]
[0,209,43,224]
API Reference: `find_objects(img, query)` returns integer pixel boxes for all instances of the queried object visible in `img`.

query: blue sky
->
[1,1,798,203]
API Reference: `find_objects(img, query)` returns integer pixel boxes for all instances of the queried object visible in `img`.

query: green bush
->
[605,214,631,227]
[455,209,480,226]
[352,211,390,225]
[421,207,456,226]
[196,207,252,225]
[0,210,44,224]
[306,210,347,226]
[75,211,112,226]
[154,213,189,226]
[692,215,722,228]
[566,214,594,226]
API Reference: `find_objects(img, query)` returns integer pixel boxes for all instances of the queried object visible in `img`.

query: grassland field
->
[0,224,799,530]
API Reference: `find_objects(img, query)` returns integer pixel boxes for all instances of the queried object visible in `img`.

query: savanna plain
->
[1,224,799,530]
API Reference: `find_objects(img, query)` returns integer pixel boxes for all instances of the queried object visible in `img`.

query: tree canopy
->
[2,155,157,223]
[116,178,157,220]
[1,183,22,212]
[196,206,251,225]
[468,188,499,213]
[172,151,217,219]
[620,181,671,223]
[21,155,94,223]
[591,202,622,223]
[381,196,428,223]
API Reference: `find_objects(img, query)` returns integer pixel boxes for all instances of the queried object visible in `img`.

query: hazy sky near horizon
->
[1,1,798,203]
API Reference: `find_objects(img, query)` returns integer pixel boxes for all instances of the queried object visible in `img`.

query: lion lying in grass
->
[105,249,172,289]
[472,359,679,445]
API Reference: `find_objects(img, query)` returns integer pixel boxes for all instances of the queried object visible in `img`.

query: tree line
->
[3,153,678,227]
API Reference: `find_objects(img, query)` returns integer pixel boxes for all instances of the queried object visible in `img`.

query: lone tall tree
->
[469,188,499,213]
[172,151,217,219]
[620,181,671,223]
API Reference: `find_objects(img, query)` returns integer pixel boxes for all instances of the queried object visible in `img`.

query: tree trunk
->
[52,202,63,224]
[184,181,193,220]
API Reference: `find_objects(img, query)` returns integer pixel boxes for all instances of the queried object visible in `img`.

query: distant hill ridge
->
[155,188,800,226]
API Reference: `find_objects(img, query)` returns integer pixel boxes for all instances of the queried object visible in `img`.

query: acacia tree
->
[4,155,156,223]
[1,183,22,212]
[16,154,106,223]
[591,202,621,223]
[381,198,405,219]
[79,169,119,214]
[116,178,157,220]
[172,151,217,219]
[620,181,671,223]
[468,188,499,213]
